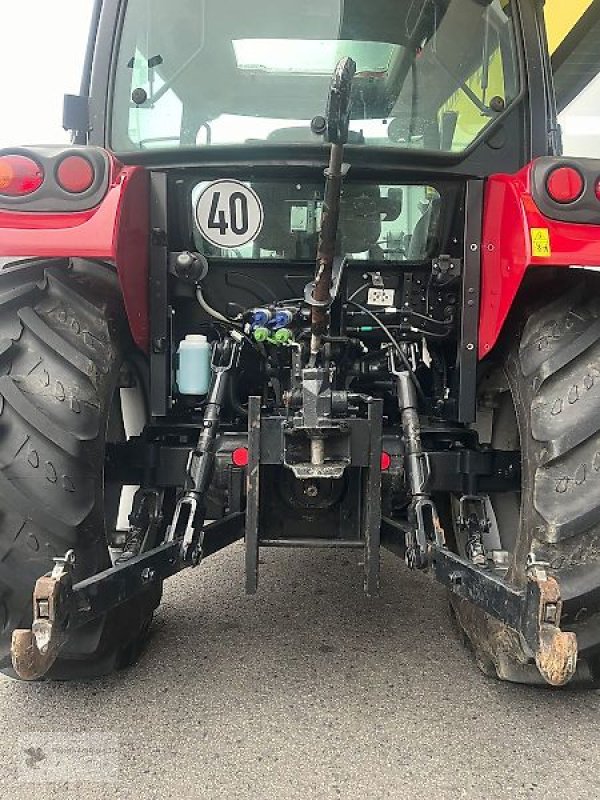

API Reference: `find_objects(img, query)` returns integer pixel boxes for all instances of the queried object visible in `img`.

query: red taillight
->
[546,167,584,204]
[56,155,95,193]
[0,155,44,197]
[232,447,249,467]
[380,451,391,471]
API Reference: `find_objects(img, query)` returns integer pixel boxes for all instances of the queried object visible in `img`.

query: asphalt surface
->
[1,543,599,800]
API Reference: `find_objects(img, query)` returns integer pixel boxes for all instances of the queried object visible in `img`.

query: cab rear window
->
[190,180,441,262]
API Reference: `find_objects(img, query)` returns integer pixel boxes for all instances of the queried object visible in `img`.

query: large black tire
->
[0,258,161,680]
[452,278,600,686]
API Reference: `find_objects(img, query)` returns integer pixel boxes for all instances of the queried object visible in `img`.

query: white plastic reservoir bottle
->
[177,334,212,395]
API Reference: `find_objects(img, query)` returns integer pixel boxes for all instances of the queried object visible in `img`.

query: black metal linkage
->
[426,449,520,494]
[431,545,524,631]
[364,398,383,596]
[382,518,526,624]
[70,513,245,627]
[149,171,171,418]
[245,396,261,594]
[380,517,408,561]
[260,539,364,549]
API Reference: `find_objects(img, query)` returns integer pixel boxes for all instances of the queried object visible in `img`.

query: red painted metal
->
[0,153,150,352]
[480,161,600,358]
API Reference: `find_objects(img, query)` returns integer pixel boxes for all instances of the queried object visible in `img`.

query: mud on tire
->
[0,258,161,680]
[453,277,600,686]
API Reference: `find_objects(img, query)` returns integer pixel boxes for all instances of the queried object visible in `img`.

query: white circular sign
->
[195,179,264,249]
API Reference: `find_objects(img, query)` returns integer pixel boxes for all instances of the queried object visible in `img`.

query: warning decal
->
[530,228,551,258]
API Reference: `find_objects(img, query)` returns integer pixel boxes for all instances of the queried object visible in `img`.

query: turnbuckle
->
[389,347,445,568]
[167,333,241,565]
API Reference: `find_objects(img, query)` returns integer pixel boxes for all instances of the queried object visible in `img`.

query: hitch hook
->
[526,564,578,687]
[11,550,76,680]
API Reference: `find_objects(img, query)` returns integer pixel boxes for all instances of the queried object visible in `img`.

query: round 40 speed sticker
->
[195,179,264,249]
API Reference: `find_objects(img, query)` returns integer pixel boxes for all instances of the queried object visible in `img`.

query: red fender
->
[0,154,150,352]
[480,160,600,359]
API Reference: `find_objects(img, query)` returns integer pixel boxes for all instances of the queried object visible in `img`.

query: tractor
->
[0,0,598,687]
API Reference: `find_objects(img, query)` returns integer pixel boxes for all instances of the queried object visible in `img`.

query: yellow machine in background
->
[544,0,593,52]
[442,0,595,150]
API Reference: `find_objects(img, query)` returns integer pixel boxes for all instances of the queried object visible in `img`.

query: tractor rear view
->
[0,0,599,687]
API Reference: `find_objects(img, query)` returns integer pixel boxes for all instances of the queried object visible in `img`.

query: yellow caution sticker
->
[530,228,551,258]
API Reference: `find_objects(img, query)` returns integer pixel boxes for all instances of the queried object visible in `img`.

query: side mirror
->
[63,95,90,137]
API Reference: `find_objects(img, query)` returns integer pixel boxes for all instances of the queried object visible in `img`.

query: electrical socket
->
[367,288,395,307]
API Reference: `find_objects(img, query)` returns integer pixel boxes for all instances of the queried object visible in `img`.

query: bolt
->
[543,603,558,625]
[36,599,50,619]
[491,550,510,569]
[449,571,463,587]
[55,549,76,566]
[466,343,475,351]
[132,87,148,105]
[304,483,319,498]
[152,336,167,353]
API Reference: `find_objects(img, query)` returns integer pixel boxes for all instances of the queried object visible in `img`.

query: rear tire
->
[0,259,161,680]
[452,279,600,686]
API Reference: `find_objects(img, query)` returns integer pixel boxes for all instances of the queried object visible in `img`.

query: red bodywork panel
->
[0,155,150,352]
[480,162,600,359]
[2,151,599,360]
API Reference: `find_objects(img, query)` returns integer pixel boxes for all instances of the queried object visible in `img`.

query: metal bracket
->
[431,255,462,285]
[304,256,348,308]
[457,495,489,567]
[11,550,76,680]
[167,493,204,565]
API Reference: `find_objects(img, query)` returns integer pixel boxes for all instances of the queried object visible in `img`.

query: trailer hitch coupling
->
[11,550,75,680]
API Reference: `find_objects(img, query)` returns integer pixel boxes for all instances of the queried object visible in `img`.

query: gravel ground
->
[1,542,599,800]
